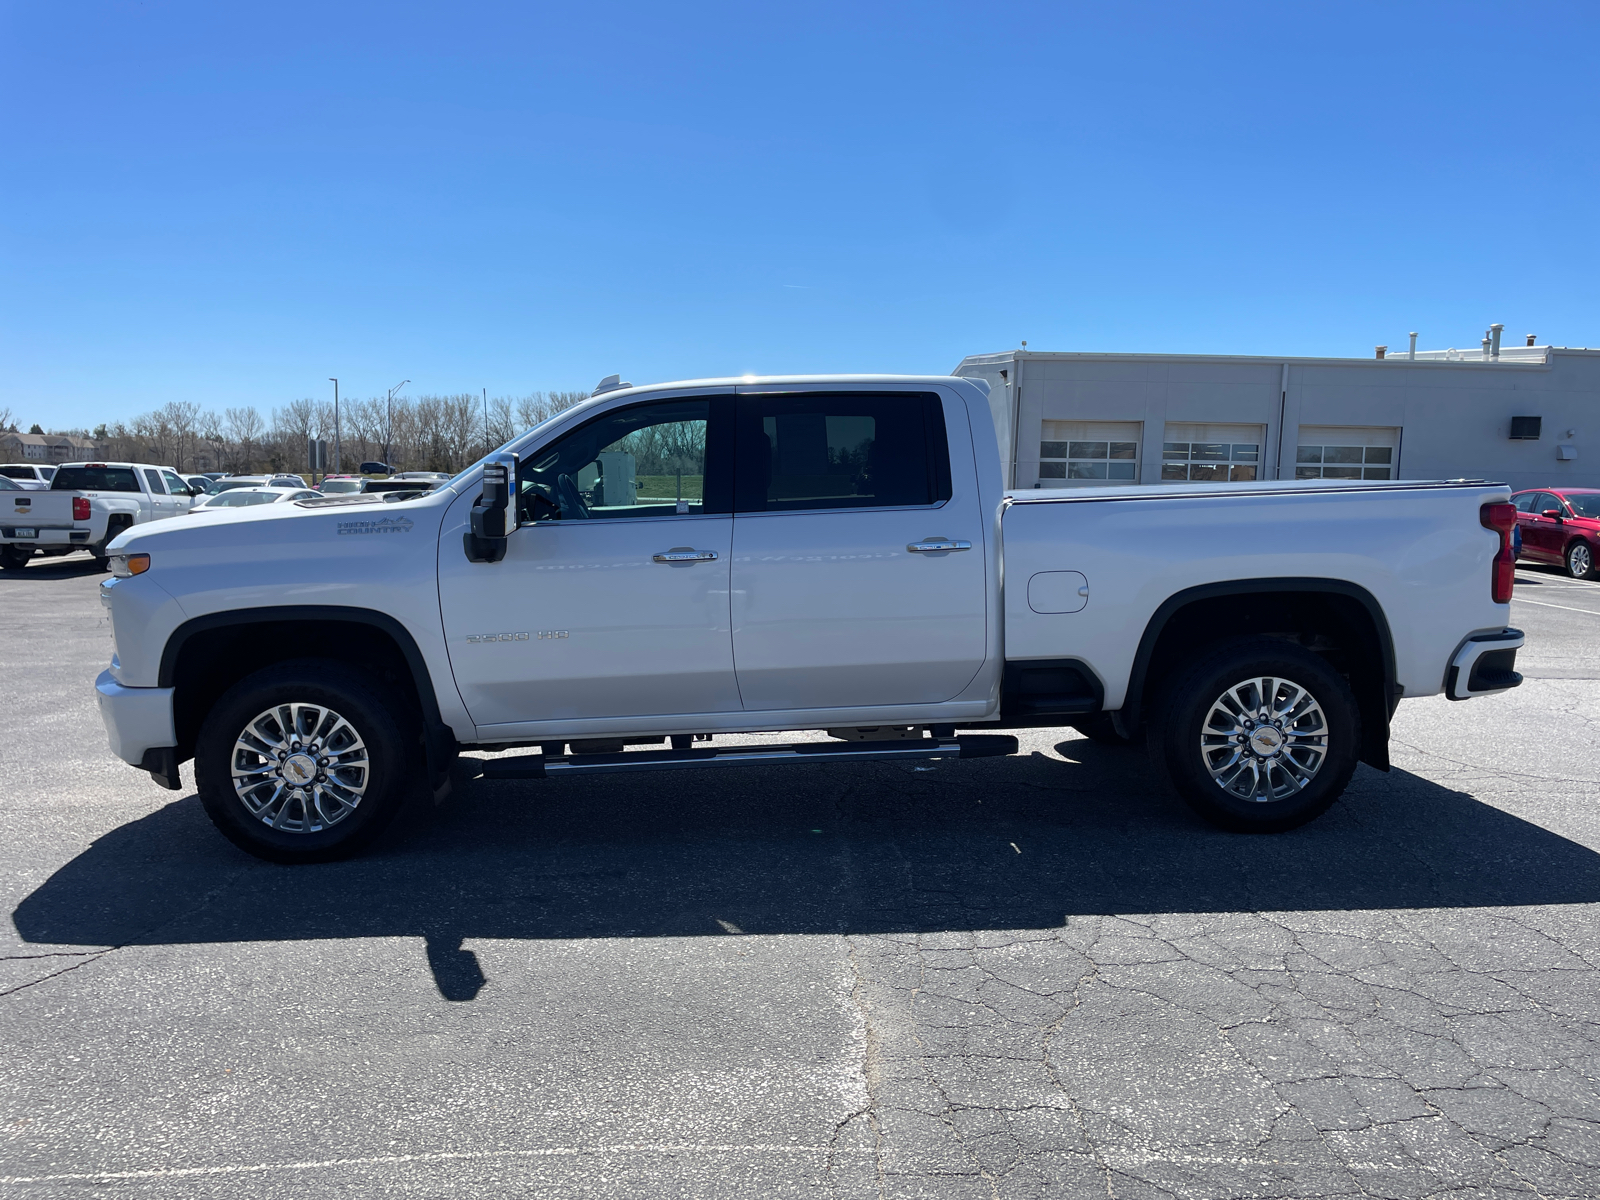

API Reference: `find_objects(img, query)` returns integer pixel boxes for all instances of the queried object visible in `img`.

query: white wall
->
[955,349,1597,492]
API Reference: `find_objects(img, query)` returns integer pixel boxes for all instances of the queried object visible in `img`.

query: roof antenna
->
[591,374,631,396]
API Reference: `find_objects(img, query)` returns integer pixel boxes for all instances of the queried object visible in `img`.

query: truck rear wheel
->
[0,545,32,571]
[1149,637,1360,833]
[195,660,411,863]
[91,515,134,571]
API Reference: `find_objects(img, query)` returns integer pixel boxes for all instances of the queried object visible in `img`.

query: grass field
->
[633,474,704,500]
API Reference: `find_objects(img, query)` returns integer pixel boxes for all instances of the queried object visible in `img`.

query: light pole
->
[386,379,409,469]
[328,378,341,474]
[483,387,489,455]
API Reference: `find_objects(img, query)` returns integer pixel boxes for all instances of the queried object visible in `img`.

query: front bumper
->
[95,668,177,768]
[1445,628,1524,700]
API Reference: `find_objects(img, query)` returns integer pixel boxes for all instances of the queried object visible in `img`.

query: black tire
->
[1148,637,1361,833]
[1069,713,1138,746]
[1566,540,1597,581]
[91,516,133,570]
[0,545,32,571]
[195,660,413,863]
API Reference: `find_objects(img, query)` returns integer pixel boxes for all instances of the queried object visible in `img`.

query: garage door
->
[1296,426,1401,480]
[1162,423,1265,482]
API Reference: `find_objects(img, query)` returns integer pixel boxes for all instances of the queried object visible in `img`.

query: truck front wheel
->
[195,660,412,863]
[1149,637,1360,833]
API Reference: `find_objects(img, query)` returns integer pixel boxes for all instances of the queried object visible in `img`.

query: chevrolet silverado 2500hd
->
[94,375,1524,861]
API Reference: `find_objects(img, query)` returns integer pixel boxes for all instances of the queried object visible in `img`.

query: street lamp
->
[328,378,340,474]
[386,379,409,469]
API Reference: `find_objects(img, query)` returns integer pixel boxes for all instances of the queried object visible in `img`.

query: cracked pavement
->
[4,557,1600,1197]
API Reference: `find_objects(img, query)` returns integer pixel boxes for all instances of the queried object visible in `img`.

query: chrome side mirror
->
[465,453,518,563]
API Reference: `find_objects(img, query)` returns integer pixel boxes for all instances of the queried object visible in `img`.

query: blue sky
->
[4,1,1597,430]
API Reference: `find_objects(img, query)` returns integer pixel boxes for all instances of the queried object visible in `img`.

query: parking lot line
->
[1512,595,1600,616]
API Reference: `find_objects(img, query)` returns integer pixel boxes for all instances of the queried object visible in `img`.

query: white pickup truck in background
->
[1,462,204,571]
[0,464,58,491]
[93,375,1525,862]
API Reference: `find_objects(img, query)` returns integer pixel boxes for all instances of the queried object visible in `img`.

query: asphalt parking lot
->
[3,555,1599,1198]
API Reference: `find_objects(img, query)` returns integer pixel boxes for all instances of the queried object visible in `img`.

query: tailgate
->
[4,491,77,528]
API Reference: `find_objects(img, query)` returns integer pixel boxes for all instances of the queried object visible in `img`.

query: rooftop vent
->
[1527,334,1537,346]
[1375,345,1387,359]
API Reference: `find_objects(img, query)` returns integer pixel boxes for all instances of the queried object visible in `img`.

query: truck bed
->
[1000,478,1510,706]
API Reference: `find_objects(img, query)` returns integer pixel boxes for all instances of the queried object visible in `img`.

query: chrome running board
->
[473,734,1018,781]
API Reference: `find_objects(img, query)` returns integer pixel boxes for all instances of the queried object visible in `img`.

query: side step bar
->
[474,734,1019,781]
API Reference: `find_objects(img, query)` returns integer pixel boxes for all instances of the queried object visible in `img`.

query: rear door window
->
[143,470,167,495]
[734,393,951,513]
[50,466,141,493]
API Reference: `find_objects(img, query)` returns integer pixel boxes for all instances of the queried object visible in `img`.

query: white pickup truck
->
[94,375,1525,862]
[1,461,205,571]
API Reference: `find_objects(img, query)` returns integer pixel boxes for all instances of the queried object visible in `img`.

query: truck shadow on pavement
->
[15,740,1600,1001]
[0,556,106,581]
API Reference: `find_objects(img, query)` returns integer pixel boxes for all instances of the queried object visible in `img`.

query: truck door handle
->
[907,538,972,553]
[652,548,718,563]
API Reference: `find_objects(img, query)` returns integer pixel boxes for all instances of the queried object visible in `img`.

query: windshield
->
[319,480,364,493]
[52,466,141,493]
[1565,493,1600,518]
[207,478,266,493]
[202,491,280,507]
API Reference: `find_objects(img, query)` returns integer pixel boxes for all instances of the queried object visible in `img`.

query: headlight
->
[109,553,150,578]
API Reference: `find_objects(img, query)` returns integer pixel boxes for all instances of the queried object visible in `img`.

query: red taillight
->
[1481,502,1517,603]
[72,496,90,521]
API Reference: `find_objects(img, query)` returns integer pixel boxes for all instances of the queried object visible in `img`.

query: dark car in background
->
[1513,488,1600,579]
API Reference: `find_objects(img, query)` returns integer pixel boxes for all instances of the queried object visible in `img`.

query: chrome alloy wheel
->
[1571,542,1594,579]
[230,702,370,832]
[1200,676,1328,802]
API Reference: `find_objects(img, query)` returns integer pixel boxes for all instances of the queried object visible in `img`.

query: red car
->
[1512,488,1600,579]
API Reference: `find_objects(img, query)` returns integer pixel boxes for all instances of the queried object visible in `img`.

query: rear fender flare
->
[1119,578,1397,770]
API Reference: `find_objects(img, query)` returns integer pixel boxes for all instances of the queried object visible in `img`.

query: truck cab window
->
[518,398,727,522]
[51,466,141,493]
[735,393,950,512]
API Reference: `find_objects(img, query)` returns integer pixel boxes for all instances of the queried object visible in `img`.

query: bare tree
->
[224,406,266,473]
[153,401,201,471]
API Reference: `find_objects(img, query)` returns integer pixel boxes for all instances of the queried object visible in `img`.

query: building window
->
[1038,421,1141,485]
[1161,423,1264,482]
[1295,426,1400,480]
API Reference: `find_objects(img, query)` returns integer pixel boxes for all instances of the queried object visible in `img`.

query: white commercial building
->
[954,334,1596,494]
